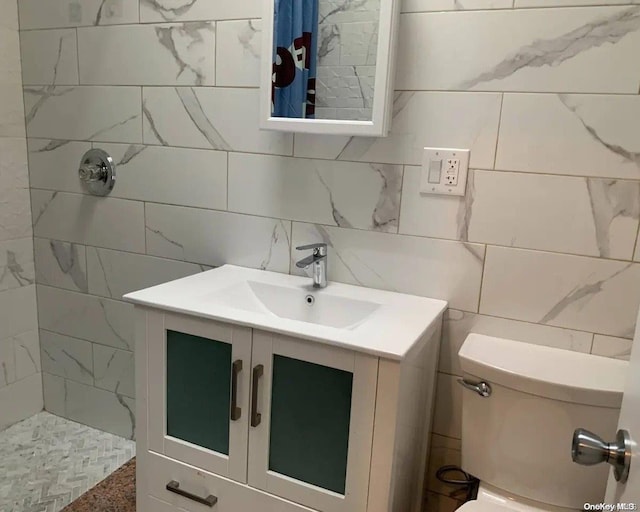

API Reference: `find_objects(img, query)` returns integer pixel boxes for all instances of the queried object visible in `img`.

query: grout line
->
[475,243,489,314]
[24,136,640,183]
[17,3,640,34]
[395,165,407,234]
[492,93,505,169]
[213,21,217,87]
[30,240,637,342]
[28,186,640,264]
[143,201,148,255]
[40,327,134,356]
[444,308,623,339]
[75,28,80,85]
[631,224,640,262]
[225,151,229,210]
[18,83,640,96]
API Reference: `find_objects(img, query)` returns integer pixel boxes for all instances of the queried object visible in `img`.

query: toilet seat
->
[458,501,519,512]
[456,484,576,512]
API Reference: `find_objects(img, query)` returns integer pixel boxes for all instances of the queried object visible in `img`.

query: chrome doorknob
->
[572,428,632,483]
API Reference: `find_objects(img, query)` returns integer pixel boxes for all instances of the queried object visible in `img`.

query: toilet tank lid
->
[459,334,627,408]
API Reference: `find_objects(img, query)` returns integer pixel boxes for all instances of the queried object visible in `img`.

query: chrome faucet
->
[295,243,328,289]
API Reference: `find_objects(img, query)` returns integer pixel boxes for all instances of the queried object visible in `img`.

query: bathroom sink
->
[124,265,447,359]
[215,280,381,329]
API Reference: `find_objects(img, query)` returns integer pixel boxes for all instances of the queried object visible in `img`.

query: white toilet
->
[456,334,628,512]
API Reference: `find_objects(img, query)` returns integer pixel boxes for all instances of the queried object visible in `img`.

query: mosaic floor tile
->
[0,412,135,512]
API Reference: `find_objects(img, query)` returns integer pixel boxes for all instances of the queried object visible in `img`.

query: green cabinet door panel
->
[269,355,353,495]
[166,330,232,455]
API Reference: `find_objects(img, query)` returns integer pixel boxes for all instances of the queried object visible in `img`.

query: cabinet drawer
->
[148,495,189,512]
[147,451,315,512]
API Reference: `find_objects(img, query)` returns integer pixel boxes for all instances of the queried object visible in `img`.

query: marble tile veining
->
[87,246,205,299]
[464,171,640,259]
[34,239,88,293]
[216,20,262,87]
[31,190,145,254]
[78,23,215,86]
[41,330,94,386]
[18,0,140,29]
[93,345,134,399]
[24,86,142,143]
[13,330,40,381]
[0,238,35,292]
[0,411,135,512]
[396,7,640,93]
[20,29,79,86]
[294,92,501,168]
[481,246,640,337]
[28,139,91,194]
[497,94,640,179]
[139,0,261,23]
[38,285,134,352]
[43,373,136,440]
[228,153,402,233]
[145,203,292,273]
[143,87,293,155]
[440,310,594,377]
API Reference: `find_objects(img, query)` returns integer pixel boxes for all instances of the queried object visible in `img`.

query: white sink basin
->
[214,280,381,329]
[124,265,447,360]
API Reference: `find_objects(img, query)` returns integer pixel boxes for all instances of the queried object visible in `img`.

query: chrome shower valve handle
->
[78,149,115,196]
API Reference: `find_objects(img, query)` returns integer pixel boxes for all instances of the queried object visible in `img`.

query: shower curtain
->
[272,0,319,119]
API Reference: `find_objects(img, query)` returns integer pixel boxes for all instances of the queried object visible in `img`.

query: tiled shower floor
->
[0,412,135,512]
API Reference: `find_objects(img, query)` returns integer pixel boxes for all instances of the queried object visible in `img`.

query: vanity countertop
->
[124,265,447,360]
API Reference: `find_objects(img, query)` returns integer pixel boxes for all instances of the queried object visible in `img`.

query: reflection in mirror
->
[272,0,380,122]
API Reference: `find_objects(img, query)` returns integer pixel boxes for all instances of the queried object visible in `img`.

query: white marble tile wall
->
[0,0,41,430]
[16,1,640,508]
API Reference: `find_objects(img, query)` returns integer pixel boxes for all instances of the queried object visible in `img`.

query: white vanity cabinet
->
[134,307,443,512]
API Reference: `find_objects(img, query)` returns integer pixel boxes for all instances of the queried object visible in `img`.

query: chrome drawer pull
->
[251,364,264,427]
[230,359,243,421]
[457,378,492,397]
[166,480,218,507]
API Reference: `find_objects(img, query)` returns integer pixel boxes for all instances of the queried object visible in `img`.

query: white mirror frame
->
[260,0,401,137]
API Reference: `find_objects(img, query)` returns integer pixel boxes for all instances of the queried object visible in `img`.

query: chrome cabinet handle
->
[251,365,264,427]
[230,360,242,421]
[166,480,218,507]
[457,378,492,397]
[572,428,632,483]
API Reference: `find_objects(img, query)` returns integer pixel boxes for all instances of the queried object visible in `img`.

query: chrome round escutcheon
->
[78,149,115,196]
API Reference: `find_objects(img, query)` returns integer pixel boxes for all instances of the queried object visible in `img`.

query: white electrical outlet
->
[420,148,470,197]
[445,174,458,186]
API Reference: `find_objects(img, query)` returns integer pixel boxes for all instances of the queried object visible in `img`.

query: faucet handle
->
[296,243,327,252]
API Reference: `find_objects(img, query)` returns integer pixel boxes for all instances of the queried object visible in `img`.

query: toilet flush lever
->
[572,428,632,483]
[457,378,492,397]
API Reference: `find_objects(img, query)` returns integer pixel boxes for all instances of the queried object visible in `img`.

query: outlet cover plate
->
[420,147,470,197]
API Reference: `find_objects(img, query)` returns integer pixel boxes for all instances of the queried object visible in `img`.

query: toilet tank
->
[459,334,627,510]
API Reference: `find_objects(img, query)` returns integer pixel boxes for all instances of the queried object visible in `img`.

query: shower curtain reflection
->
[272,0,319,118]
